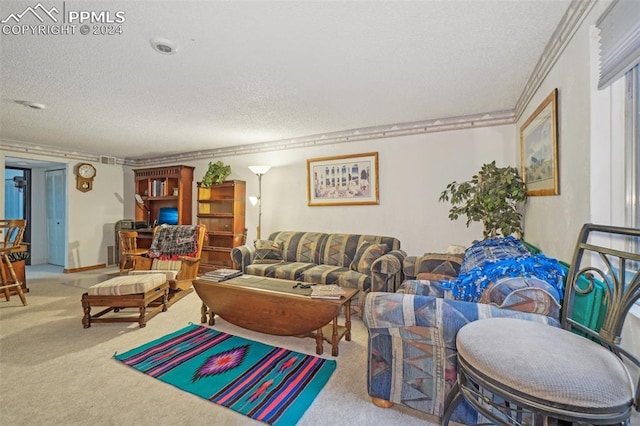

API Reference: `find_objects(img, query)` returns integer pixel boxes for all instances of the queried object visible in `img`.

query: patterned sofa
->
[230,231,406,314]
[363,236,566,424]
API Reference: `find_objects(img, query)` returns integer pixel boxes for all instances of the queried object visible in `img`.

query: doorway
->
[4,157,67,267]
[46,169,66,266]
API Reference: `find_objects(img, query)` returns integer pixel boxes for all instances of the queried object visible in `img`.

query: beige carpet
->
[0,265,439,426]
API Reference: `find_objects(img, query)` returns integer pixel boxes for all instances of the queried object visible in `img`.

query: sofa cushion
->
[253,239,283,264]
[319,234,400,267]
[246,262,315,281]
[270,231,328,264]
[350,242,388,274]
[300,264,349,285]
[87,273,166,296]
[412,253,463,280]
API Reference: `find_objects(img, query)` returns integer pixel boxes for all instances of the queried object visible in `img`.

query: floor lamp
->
[248,165,271,240]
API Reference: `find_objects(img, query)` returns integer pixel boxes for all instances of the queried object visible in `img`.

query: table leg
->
[138,305,146,328]
[316,327,324,355]
[345,299,352,342]
[82,302,91,328]
[200,302,208,324]
[331,315,339,356]
[160,288,168,312]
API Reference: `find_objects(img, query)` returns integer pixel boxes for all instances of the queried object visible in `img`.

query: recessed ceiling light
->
[15,100,46,110]
[150,37,177,55]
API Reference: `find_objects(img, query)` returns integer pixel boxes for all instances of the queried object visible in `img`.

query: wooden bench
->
[81,273,168,328]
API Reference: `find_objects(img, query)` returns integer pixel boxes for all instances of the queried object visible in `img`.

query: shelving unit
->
[196,180,246,273]
[133,165,194,226]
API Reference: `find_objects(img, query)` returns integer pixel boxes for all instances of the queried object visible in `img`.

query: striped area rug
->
[114,324,336,425]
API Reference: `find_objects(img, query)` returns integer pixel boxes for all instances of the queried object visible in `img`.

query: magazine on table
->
[200,269,242,282]
[310,284,346,299]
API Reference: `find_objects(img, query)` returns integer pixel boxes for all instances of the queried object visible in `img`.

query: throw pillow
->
[253,239,283,264]
[413,253,463,278]
[350,242,388,274]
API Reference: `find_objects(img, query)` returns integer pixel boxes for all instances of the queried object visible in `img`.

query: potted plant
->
[439,161,527,238]
[200,161,231,187]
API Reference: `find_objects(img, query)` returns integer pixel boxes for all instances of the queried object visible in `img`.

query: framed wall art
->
[520,88,559,196]
[307,152,379,206]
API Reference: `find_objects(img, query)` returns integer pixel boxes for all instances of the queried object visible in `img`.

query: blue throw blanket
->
[439,237,566,303]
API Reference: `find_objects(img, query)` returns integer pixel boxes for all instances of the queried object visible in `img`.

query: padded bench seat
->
[81,273,168,328]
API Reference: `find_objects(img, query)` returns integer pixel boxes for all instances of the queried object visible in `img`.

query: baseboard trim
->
[64,264,106,273]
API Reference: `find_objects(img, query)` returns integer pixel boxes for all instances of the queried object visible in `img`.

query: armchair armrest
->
[370,249,407,292]
[398,279,455,299]
[364,292,560,348]
[176,255,200,281]
[230,244,256,272]
[402,253,463,281]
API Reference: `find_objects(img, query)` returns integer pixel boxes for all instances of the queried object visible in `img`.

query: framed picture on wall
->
[307,152,379,206]
[520,88,559,196]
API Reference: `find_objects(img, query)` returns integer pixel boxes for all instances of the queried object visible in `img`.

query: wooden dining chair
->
[118,230,148,273]
[0,219,28,305]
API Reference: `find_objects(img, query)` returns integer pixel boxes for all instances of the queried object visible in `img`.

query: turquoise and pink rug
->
[114,324,336,425]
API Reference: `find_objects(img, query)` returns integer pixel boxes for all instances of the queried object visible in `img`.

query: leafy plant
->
[201,161,231,187]
[439,161,527,238]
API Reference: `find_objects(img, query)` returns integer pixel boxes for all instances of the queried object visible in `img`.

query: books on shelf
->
[310,284,346,299]
[199,269,242,282]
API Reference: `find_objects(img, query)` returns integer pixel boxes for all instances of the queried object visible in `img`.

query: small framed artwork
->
[520,88,559,196]
[307,152,379,206]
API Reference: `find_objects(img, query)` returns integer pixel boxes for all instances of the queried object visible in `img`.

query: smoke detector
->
[150,38,177,55]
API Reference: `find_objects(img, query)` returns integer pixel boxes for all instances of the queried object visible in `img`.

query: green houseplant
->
[439,161,527,238]
[201,161,231,187]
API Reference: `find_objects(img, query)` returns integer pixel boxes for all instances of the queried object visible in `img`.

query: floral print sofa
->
[363,236,566,424]
[231,231,406,314]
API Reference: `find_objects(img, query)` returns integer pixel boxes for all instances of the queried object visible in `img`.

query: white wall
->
[125,124,516,257]
[518,2,612,262]
[1,150,125,269]
[67,161,125,269]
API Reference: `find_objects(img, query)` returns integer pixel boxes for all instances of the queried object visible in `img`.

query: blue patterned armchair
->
[363,237,566,424]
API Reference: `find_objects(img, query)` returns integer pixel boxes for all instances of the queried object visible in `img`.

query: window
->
[624,66,639,231]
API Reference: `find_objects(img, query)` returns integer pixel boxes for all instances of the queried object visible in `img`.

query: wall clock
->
[76,163,96,192]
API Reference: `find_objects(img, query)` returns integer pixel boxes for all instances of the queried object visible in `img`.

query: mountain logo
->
[1,2,59,24]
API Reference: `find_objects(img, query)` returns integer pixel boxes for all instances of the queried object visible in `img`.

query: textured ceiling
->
[0,0,572,162]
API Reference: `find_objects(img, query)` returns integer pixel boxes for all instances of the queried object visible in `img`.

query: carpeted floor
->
[0,265,440,426]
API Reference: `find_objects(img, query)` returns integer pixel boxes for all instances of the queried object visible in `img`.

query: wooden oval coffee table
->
[193,275,358,356]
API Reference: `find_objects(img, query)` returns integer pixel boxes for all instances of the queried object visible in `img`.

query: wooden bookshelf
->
[133,165,194,226]
[197,180,246,273]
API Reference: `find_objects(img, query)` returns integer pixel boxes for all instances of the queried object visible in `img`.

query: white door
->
[46,169,66,266]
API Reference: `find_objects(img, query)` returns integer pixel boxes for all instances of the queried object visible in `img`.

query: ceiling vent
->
[100,155,116,165]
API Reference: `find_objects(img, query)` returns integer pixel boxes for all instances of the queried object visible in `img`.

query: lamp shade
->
[248,165,271,175]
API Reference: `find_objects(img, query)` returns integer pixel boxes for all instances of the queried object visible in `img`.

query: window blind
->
[597,0,640,89]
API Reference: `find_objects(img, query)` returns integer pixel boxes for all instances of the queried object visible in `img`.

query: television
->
[157,207,179,226]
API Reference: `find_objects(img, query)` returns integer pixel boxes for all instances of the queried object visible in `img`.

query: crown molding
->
[125,109,515,166]
[0,110,515,166]
[1,138,122,164]
[513,0,596,121]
